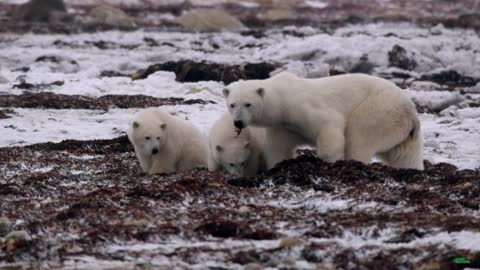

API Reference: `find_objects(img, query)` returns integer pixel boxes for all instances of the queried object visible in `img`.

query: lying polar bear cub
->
[223,72,424,170]
[128,108,207,175]
[208,112,267,177]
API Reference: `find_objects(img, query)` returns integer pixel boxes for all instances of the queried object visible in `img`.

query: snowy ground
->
[1,3,480,269]
[1,23,480,169]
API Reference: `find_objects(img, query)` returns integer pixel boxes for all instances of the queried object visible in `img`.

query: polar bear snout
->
[151,148,159,155]
[234,120,244,129]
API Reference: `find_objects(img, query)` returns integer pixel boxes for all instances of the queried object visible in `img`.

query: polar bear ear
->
[216,145,223,152]
[256,88,265,97]
[132,121,140,129]
[160,123,167,129]
[222,88,230,97]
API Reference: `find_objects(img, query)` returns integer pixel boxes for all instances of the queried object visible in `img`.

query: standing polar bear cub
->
[128,108,207,175]
[208,113,266,177]
[223,72,424,170]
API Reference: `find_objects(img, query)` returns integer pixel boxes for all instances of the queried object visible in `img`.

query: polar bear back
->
[267,72,405,116]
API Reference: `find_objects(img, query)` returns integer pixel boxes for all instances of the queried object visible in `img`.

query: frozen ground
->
[1,3,480,269]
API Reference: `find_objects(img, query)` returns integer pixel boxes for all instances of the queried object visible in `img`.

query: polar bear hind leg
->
[345,90,423,170]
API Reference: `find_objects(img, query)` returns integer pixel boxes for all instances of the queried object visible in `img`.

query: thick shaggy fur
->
[128,108,207,175]
[223,72,424,170]
[208,113,266,177]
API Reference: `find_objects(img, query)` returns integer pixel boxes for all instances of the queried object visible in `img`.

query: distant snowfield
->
[1,23,480,169]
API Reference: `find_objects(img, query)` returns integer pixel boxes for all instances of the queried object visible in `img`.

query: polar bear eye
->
[240,162,245,166]
[145,136,150,140]
[230,103,236,108]
[245,103,251,108]
[157,136,160,140]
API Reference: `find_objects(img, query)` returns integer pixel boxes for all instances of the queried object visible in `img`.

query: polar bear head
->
[223,81,265,130]
[129,120,167,156]
[214,140,251,176]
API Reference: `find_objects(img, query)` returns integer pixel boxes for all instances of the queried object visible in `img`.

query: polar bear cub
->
[127,108,207,175]
[223,72,424,170]
[208,113,266,177]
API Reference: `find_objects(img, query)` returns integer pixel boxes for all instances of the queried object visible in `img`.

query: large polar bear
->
[222,72,424,170]
[208,113,266,177]
[127,108,208,175]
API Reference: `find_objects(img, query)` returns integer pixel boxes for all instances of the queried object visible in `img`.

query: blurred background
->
[1,0,479,33]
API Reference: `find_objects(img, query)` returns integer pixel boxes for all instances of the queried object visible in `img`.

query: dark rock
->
[99,70,128,77]
[0,93,214,110]
[240,30,267,39]
[12,80,64,90]
[385,228,426,243]
[132,60,277,84]
[196,218,276,240]
[329,68,347,76]
[388,45,417,71]
[349,55,375,74]
[420,70,479,87]
[143,37,159,47]
[33,55,80,73]
[445,13,480,30]
[0,109,15,119]
[27,135,133,154]
[12,0,66,22]
[196,219,239,238]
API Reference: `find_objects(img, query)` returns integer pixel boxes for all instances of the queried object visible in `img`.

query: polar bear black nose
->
[152,148,159,155]
[234,120,244,129]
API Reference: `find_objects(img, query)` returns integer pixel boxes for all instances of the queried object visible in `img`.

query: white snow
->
[316,228,480,252]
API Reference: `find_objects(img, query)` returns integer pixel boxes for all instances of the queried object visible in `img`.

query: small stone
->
[0,217,12,237]
[453,182,473,190]
[176,9,245,32]
[0,75,9,84]
[4,230,31,241]
[244,263,263,270]
[123,217,150,227]
[238,206,250,213]
[88,5,136,28]
[430,24,444,35]
[279,237,304,248]
[428,92,465,113]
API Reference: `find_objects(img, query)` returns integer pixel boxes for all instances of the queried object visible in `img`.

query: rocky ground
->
[1,0,480,269]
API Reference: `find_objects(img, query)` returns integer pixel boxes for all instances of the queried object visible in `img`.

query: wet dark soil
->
[1,137,479,268]
[0,93,214,110]
[132,60,277,85]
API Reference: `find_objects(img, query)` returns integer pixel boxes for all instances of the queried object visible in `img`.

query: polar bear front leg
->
[207,151,220,172]
[315,125,345,162]
[264,127,303,169]
[136,150,152,173]
[148,157,176,175]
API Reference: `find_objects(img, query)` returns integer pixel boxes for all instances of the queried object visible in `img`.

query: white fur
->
[208,113,266,177]
[223,72,424,170]
[127,108,207,175]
